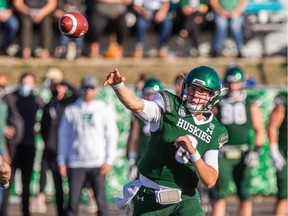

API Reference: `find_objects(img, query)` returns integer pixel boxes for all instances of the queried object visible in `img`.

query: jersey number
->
[221,103,247,125]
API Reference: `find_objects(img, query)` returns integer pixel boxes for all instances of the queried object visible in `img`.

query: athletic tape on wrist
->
[189,151,201,162]
[112,82,124,90]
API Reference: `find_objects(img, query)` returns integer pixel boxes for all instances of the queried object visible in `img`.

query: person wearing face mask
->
[30,68,80,215]
[1,72,45,216]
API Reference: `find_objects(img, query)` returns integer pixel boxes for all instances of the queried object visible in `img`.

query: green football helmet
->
[181,66,222,112]
[143,78,163,96]
[224,66,247,87]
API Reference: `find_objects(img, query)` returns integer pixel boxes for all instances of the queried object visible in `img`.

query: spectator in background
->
[58,75,118,216]
[53,0,86,60]
[0,73,8,97]
[0,0,19,55]
[132,0,173,58]
[0,78,10,192]
[0,77,11,193]
[210,0,247,58]
[126,78,163,181]
[1,72,45,216]
[0,74,11,208]
[268,91,287,216]
[13,0,57,59]
[212,66,265,216]
[177,0,208,57]
[173,73,184,96]
[30,68,80,215]
[85,0,132,59]
[133,73,147,98]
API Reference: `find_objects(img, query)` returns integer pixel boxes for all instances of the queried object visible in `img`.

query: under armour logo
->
[136,196,144,202]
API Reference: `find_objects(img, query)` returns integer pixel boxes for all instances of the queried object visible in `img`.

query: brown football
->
[59,11,89,38]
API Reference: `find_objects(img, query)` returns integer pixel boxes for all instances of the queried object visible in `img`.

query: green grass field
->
[1,56,286,86]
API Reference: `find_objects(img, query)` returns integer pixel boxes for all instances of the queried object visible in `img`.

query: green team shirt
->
[274,91,287,152]
[0,99,7,151]
[216,92,259,147]
[219,0,240,11]
[138,91,228,192]
[0,0,7,9]
[179,0,207,8]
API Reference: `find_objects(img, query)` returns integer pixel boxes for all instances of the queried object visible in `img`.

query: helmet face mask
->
[184,84,216,112]
[181,66,222,112]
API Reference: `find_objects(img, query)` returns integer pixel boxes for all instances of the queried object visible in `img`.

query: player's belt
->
[220,144,249,159]
[220,144,249,152]
[140,174,182,205]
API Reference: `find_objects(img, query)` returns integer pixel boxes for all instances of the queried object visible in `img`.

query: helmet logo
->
[235,74,242,79]
[226,74,242,82]
[153,86,160,91]
[192,79,206,86]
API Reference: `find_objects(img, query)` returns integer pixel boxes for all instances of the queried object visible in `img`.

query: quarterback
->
[105,66,228,216]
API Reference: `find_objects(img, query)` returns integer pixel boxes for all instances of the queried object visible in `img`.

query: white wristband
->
[189,151,201,162]
[112,82,124,90]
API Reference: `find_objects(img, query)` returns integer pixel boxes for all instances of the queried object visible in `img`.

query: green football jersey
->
[215,92,259,147]
[138,91,228,192]
[219,0,240,11]
[274,91,287,152]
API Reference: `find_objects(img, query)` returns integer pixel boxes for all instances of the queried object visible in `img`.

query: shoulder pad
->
[159,90,177,113]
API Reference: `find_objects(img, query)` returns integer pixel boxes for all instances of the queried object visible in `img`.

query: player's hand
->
[271,153,286,171]
[174,135,196,155]
[59,165,67,177]
[128,158,138,180]
[104,68,126,87]
[244,150,259,167]
[0,156,11,185]
[0,9,12,22]
[128,164,138,181]
[4,126,16,139]
[270,144,286,171]
[100,163,112,176]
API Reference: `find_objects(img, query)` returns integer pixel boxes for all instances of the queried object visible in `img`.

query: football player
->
[127,78,164,180]
[268,91,287,216]
[212,66,265,216]
[105,66,228,215]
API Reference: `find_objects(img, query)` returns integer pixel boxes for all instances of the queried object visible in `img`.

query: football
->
[58,11,89,38]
